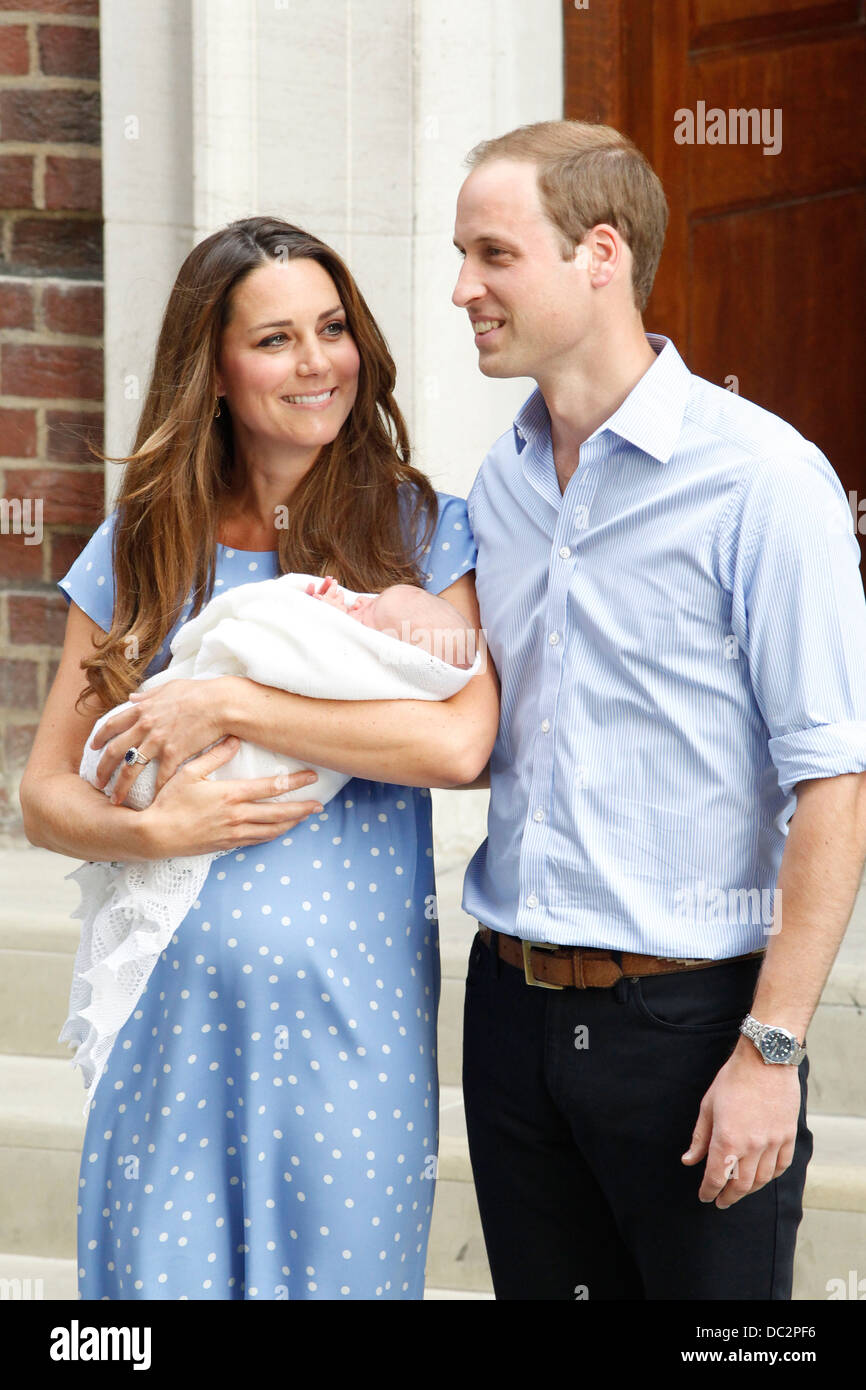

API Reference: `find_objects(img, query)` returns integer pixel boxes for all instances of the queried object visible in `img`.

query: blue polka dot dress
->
[57,492,477,1300]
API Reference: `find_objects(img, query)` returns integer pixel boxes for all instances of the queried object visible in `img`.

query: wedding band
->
[123,746,150,766]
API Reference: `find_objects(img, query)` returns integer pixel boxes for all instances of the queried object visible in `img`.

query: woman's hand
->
[140,735,325,857]
[90,675,237,804]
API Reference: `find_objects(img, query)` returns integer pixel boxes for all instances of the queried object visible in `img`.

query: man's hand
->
[680,773,866,1210]
[681,1037,801,1208]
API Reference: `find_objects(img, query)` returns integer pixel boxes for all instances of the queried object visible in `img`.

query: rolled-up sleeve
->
[724,450,866,795]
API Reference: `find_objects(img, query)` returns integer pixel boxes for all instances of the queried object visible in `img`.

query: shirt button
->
[549,632,559,645]
[541,719,550,733]
[526,894,539,908]
[559,546,571,559]
[533,809,544,822]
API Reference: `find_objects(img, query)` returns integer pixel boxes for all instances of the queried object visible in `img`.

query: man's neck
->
[539,325,659,494]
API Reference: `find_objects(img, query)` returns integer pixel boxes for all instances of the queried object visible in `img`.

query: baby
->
[307,576,477,670]
[79,570,482,815]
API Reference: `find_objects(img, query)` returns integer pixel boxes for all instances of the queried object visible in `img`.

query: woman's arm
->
[220,571,499,788]
[97,572,500,803]
[19,602,167,860]
[457,759,491,791]
[19,601,323,860]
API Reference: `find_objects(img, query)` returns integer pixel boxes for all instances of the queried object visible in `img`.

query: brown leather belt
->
[477,924,765,990]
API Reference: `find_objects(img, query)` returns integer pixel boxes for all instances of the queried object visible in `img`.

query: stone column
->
[100,0,193,500]
[100,0,563,866]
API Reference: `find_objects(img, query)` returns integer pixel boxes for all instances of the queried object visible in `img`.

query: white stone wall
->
[100,0,564,877]
[100,0,195,483]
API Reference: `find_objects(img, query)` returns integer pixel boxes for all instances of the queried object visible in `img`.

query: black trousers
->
[462,929,813,1300]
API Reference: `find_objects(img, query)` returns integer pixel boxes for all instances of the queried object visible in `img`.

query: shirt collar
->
[512,333,691,465]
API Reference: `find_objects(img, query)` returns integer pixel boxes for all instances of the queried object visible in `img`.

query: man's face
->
[452,159,588,381]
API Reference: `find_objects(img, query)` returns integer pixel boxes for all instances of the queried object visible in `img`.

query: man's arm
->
[221,572,499,789]
[748,771,866,1036]
[682,770,866,1207]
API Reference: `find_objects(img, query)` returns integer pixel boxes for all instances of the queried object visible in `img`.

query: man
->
[453,120,866,1300]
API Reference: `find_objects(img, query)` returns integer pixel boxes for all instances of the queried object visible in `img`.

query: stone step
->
[0,846,83,1060]
[2,844,865,1301]
[3,847,864,1115]
[0,1254,491,1302]
[0,1251,77,1301]
[0,1054,84,1262]
[0,1052,863,1299]
[0,947,80,1061]
[423,1285,493,1299]
[426,1086,866,1299]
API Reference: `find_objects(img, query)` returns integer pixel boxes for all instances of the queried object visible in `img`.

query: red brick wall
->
[0,0,103,837]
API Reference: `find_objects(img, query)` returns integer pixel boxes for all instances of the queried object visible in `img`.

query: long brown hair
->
[76,217,438,713]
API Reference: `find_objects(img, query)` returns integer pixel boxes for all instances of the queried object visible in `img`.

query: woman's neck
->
[218,446,318,548]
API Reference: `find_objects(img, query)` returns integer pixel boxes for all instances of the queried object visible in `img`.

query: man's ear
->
[580,224,621,291]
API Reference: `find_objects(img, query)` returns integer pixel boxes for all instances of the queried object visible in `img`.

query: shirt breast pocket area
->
[631,956,762,1034]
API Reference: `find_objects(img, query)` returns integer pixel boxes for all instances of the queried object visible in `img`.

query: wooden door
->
[564,0,866,571]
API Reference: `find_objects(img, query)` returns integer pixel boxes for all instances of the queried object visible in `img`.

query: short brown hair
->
[465,120,668,312]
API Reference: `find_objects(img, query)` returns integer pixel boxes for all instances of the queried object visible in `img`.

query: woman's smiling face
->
[216,257,361,462]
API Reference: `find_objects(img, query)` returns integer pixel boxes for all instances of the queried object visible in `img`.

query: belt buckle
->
[522,939,566,990]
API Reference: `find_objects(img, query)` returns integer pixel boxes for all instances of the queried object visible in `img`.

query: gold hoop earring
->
[214,396,222,419]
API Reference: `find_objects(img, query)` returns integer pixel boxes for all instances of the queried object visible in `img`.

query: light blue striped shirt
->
[461,334,866,957]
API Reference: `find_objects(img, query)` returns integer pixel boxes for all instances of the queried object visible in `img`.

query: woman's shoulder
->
[56,509,120,632]
[398,481,470,525]
[400,487,476,593]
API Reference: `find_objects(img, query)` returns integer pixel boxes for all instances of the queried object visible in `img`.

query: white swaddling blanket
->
[61,571,480,1113]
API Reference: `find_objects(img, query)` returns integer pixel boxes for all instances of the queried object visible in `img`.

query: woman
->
[19,217,499,1300]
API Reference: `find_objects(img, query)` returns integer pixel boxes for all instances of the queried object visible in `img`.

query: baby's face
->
[313,580,474,668]
[345,593,387,630]
[345,588,417,637]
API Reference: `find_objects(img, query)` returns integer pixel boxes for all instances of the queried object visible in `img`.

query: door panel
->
[564,0,866,567]
[690,189,866,473]
[688,34,865,208]
[693,0,858,48]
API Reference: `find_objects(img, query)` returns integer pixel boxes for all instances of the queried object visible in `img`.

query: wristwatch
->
[739,1014,806,1065]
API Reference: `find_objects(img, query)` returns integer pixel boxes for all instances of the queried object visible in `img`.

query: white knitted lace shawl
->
[61,572,480,1113]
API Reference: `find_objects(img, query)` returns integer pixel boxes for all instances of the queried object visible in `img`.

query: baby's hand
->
[306,576,351,613]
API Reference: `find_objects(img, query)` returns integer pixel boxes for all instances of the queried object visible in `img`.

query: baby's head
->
[350,584,476,670]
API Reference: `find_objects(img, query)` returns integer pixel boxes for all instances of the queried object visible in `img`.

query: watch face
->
[760,1028,795,1063]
